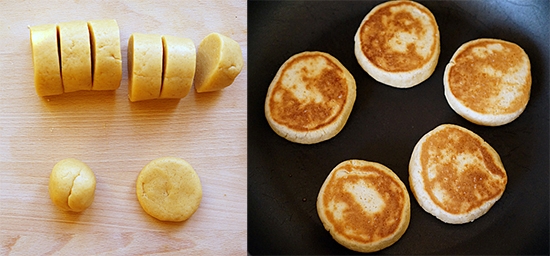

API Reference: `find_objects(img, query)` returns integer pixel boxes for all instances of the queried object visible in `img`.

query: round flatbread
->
[444,38,531,126]
[317,160,410,252]
[354,0,440,88]
[409,124,507,224]
[265,51,356,144]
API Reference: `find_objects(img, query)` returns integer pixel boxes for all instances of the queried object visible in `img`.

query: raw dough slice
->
[127,33,163,102]
[88,19,122,91]
[136,157,202,222]
[194,32,243,93]
[57,21,92,92]
[160,35,196,99]
[29,24,63,97]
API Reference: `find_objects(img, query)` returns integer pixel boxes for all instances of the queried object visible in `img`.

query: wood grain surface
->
[0,1,247,254]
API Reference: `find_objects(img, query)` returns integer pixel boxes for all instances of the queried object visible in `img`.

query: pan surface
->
[248,1,549,254]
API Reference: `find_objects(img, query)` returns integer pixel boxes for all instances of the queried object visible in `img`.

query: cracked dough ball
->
[136,157,202,222]
[48,158,96,212]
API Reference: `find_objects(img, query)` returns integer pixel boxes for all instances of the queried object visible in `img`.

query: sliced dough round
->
[265,51,356,144]
[194,32,243,93]
[354,0,440,88]
[317,160,410,253]
[409,124,507,224]
[127,33,163,102]
[88,19,122,91]
[160,35,196,99]
[444,38,531,126]
[57,21,92,93]
[29,24,63,97]
[136,157,202,222]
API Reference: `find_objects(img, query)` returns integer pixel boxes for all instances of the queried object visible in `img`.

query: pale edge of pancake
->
[408,124,506,224]
[317,160,410,252]
[354,0,440,88]
[443,38,531,126]
[264,51,357,144]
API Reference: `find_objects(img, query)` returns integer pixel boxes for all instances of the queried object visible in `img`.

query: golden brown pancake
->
[264,51,356,144]
[444,38,531,126]
[317,160,410,252]
[409,124,507,224]
[354,0,440,88]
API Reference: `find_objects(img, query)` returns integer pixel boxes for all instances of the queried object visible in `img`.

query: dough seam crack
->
[67,168,83,209]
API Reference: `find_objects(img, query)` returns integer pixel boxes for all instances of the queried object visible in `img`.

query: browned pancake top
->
[269,53,348,131]
[420,126,507,214]
[359,1,438,72]
[322,162,406,243]
[448,39,531,114]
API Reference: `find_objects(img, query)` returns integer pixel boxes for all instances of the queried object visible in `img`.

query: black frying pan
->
[248,1,549,254]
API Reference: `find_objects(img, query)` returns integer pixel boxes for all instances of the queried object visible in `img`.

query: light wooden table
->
[0,1,247,254]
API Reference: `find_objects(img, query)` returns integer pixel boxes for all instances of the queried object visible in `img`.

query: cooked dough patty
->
[317,160,410,253]
[265,51,356,144]
[409,124,507,224]
[354,0,440,88]
[444,38,531,126]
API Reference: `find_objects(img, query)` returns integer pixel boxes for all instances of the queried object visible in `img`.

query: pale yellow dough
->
[128,33,163,102]
[57,21,92,93]
[29,24,63,97]
[49,158,96,212]
[136,157,202,222]
[194,33,243,93]
[160,35,196,99]
[88,19,122,91]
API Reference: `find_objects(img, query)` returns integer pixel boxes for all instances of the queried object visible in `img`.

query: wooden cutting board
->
[0,1,247,254]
